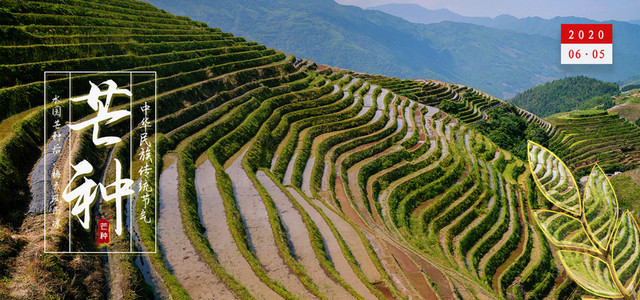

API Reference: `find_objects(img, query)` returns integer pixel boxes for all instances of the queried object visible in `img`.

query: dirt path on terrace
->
[409,111,427,151]
[363,230,419,298]
[384,239,440,299]
[356,145,404,227]
[344,161,380,226]
[257,171,352,299]
[519,197,543,283]
[131,188,170,300]
[399,105,416,144]
[195,160,281,300]
[282,153,297,185]
[334,178,367,228]
[312,198,382,283]
[301,157,315,196]
[287,187,375,299]
[226,148,316,299]
[335,171,457,299]
[157,156,237,299]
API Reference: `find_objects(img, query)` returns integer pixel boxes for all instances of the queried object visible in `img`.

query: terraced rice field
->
[0,0,632,299]
[353,74,504,124]
[356,74,640,179]
[548,111,640,176]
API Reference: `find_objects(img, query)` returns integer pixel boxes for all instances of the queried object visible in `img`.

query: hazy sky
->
[335,0,640,21]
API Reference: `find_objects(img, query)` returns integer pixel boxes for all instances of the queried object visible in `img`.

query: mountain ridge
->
[149,0,640,99]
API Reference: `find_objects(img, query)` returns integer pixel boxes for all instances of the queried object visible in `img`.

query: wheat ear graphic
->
[528,141,640,299]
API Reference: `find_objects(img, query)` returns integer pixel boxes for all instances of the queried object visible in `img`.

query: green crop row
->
[271,91,358,180]
[29,32,236,46]
[445,189,491,253]
[337,75,353,88]
[401,156,467,230]
[554,279,578,300]
[245,80,334,171]
[0,25,218,46]
[247,163,324,299]
[498,221,532,297]
[291,91,371,187]
[527,272,555,300]
[329,92,395,168]
[0,49,286,122]
[371,139,442,203]
[0,41,269,89]
[458,190,500,257]
[141,52,288,121]
[262,171,367,299]
[13,11,201,32]
[11,0,194,24]
[211,157,294,299]
[395,158,463,227]
[287,186,387,299]
[211,92,299,166]
[270,90,352,180]
[482,187,523,287]
[430,176,480,234]
[471,197,511,275]
[311,96,390,190]
[1,37,258,65]
[162,70,310,146]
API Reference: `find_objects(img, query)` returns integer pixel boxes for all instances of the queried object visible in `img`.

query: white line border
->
[43,71,158,254]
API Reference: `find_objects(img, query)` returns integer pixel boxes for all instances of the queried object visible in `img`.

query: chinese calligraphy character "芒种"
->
[61,79,134,236]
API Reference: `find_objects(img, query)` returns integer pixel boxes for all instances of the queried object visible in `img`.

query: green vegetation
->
[621,84,640,92]
[509,76,619,117]
[611,170,640,220]
[528,142,640,299]
[474,104,549,159]
[148,0,633,99]
[549,111,640,176]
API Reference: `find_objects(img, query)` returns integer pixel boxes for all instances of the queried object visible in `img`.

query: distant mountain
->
[372,4,640,93]
[509,76,619,117]
[149,0,640,99]
[369,4,517,27]
[619,75,640,88]
[367,4,498,25]
[369,3,636,39]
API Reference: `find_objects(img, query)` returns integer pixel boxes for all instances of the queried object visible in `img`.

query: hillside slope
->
[149,0,640,99]
[149,0,565,99]
[509,76,619,117]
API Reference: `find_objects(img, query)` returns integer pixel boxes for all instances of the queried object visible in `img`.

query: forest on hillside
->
[509,76,619,117]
